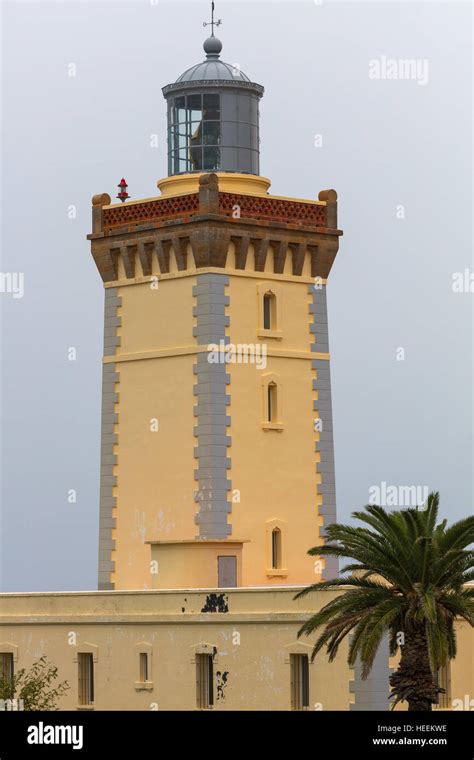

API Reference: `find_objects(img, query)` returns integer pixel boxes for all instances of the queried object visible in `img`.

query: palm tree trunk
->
[390,624,437,711]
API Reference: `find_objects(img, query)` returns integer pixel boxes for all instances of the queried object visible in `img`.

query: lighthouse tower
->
[89,25,342,592]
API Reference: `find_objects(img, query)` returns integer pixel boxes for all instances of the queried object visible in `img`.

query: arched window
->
[263,292,276,330]
[267,382,277,422]
[272,528,282,569]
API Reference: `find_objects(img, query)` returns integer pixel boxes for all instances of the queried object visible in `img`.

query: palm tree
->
[295,492,474,711]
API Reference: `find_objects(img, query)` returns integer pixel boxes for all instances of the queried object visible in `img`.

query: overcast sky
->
[1,0,472,591]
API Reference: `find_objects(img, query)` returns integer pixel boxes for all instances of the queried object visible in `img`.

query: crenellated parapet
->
[88,174,342,283]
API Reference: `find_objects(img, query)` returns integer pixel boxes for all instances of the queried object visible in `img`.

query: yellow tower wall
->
[226,272,323,586]
[91,173,341,592]
[109,275,198,590]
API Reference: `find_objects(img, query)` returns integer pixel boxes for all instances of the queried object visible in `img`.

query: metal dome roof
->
[162,35,264,98]
[175,37,251,84]
[176,58,252,84]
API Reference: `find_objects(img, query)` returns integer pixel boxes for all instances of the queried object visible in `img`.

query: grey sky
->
[1,0,472,591]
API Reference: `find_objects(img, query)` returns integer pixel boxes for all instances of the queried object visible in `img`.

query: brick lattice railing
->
[103,193,200,228]
[102,191,327,230]
[219,192,327,226]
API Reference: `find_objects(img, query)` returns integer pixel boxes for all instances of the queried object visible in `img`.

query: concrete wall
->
[0,588,352,711]
[1,588,472,711]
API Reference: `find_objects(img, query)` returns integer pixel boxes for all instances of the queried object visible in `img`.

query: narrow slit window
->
[268,382,277,422]
[139,653,149,683]
[78,653,94,706]
[263,292,276,330]
[0,653,14,683]
[196,653,214,709]
[272,528,282,569]
[290,654,309,710]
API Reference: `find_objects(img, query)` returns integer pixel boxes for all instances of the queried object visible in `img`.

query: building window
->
[257,283,282,339]
[262,374,283,432]
[267,382,277,422]
[196,653,214,709]
[78,653,94,707]
[139,653,149,683]
[0,653,14,683]
[263,292,276,330]
[435,663,451,709]
[266,520,287,576]
[134,644,153,691]
[271,528,282,569]
[290,654,309,710]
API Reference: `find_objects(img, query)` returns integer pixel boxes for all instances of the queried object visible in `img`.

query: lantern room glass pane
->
[249,97,258,126]
[238,148,253,173]
[170,127,177,153]
[187,94,202,122]
[190,121,202,141]
[203,121,220,145]
[222,121,238,146]
[249,125,259,150]
[238,123,251,147]
[176,148,187,172]
[173,96,186,125]
[189,144,203,171]
[203,146,221,171]
[170,126,187,153]
[235,93,251,123]
[170,151,187,175]
[203,93,220,120]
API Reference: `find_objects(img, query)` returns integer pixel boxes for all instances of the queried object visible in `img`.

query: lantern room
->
[162,34,264,176]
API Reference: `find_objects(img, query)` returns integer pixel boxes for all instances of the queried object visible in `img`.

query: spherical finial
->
[203,35,222,58]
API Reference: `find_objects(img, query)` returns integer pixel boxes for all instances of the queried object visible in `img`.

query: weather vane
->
[203,1,222,36]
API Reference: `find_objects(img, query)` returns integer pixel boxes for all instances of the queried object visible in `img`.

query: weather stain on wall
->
[201,593,229,613]
[216,671,229,700]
